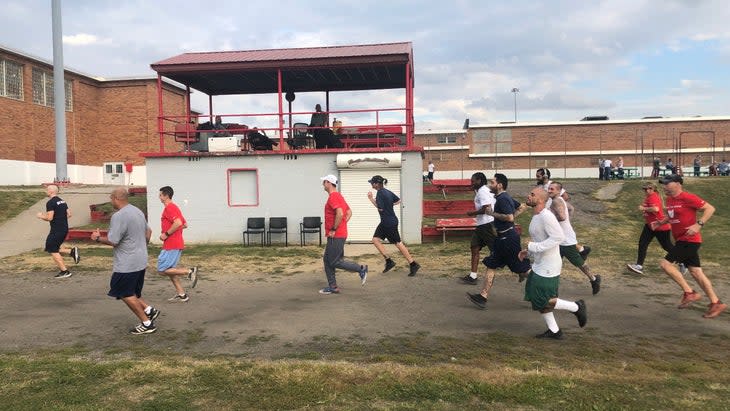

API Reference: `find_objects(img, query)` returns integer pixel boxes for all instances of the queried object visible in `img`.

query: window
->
[472,129,512,154]
[437,135,457,144]
[32,67,73,110]
[0,58,23,100]
[227,168,260,207]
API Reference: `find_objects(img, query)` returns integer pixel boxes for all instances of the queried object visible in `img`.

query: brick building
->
[416,117,730,179]
[0,45,187,172]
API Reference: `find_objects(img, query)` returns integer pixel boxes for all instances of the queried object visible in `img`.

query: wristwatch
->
[697,220,705,227]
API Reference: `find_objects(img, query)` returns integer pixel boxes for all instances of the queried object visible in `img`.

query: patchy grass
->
[0,190,45,225]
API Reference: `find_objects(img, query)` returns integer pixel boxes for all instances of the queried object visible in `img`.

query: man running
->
[626,182,674,275]
[653,174,726,318]
[36,184,79,278]
[367,175,420,276]
[520,186,587,339]
[466,173,530,309]
[156,186,198,302]
[461,172,496,285]
[547,182,601,295]
[318,174,368,294]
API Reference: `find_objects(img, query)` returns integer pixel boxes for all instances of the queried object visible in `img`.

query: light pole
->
[511,87,519,122]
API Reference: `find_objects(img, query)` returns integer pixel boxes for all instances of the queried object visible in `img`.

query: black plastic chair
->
[242,217,265,246]
[267,217,288,246]
[300,216,322,246]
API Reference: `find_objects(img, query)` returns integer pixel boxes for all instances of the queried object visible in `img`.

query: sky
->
[2,0,729,131]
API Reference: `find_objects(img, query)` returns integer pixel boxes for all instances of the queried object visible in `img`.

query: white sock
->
[469,272,478,279]
[144,306,152,314]
[541,312,560,332]
[143,320,151,326]
[554,298,579,312]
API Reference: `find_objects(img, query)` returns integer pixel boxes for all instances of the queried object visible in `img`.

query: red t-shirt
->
[642,192,670,231]
[665,191,705,243]
[324,191,350,238]
[161,202,186,250]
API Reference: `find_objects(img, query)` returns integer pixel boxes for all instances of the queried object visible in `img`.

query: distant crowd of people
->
[599,155,730,180]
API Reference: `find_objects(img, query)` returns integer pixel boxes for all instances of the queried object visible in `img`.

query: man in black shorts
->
[461,172,496,285]
[467,173,530,309]
[36,184,79,278]
[367,175,420,276]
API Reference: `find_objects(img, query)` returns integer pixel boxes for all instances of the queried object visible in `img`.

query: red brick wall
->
[0,49,187,166]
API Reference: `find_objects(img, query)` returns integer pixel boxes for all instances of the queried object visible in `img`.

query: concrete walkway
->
[0,186,117,259]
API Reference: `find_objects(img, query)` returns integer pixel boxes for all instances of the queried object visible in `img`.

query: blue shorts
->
[157,249,183,271]
[108,269,146,300]
[482,229,531,274]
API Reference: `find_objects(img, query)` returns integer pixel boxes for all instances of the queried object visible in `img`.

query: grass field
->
[0,190,45,225]
[1,178,729,410]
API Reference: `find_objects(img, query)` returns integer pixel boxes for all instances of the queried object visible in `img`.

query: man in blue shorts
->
[467,173,530,309]
[156,186,198,302]
[91,188,159,335]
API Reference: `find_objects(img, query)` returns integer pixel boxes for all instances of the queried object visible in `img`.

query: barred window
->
[472,129,512,154]
[0,58,24,100]
[32,67,73,111]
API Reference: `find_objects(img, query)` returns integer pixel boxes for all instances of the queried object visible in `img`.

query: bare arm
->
[550,198,568,222]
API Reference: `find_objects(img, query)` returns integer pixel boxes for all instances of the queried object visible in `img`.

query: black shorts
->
[665,241,701,268]
[44,230,67,253]
[107,269,146,300]
[471,223,496,250]
[373,223,401,244]
[483,229,531,274]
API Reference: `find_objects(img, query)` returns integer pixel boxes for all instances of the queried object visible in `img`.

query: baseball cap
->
[320,174,337,185]
[659,174,683,185]
[368,175,385,184]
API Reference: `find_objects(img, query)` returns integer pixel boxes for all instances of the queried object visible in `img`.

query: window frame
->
[0,58,24,101]
[31,67,73,111]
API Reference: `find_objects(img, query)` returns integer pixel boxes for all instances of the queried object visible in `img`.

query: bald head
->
[111,187,129,201]
[46,184,59,197]
[526,186,548,209]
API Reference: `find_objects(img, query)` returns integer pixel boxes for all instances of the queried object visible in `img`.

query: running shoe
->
[535,329,563,340]
[71,247,80,264]
[678,263,688,276]
[408,261,420,277]
[460,275,478,285]
[383,258,396,273]
[359,265,368,285]
[466,292,487,309]
[626,264,643,275]
[129,323,157,335]
[574,299,587,327]
[703,301,728,319]
[318,286,341,295]
[54,270,72,279]
[147,307,161,321]
[579,245,591,260]
[678,291,702,309]
[167,294,189,302]
[590,275,601,295]
[189,266,199,288]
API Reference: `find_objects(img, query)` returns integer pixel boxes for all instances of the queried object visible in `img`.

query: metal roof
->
[150,42,414,95]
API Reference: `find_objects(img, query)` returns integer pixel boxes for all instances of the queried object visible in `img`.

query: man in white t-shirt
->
[519,186,587,340]
[548,182,601,295]
[427,161,435,183]
[461,172,496,285]
[603,158,613,180]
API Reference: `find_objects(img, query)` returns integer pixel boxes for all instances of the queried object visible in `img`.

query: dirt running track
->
[2,255,728,357]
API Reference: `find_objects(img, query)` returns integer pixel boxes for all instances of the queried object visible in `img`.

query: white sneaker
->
[679,263,688,276]
[626,264,643,275]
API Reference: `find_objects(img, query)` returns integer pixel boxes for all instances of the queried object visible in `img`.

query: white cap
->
[320,174,337,185]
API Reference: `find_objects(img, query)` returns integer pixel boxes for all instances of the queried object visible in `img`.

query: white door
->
[103,162,125,185]
[339,169,401,242]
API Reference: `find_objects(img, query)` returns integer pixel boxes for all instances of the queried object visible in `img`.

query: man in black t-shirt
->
[36,185,79,278]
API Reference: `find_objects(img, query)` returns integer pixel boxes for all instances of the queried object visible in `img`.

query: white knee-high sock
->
[554,298,579,312]
[541,312,560,332]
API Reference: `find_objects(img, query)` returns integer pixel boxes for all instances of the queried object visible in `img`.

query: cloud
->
[62,33,111,46]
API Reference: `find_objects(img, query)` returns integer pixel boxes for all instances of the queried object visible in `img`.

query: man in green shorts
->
[519,187,587,339]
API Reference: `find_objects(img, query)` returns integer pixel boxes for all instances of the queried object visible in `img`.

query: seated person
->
[213,115,232,137]
[248,127,278,150]
[718,159,729,176]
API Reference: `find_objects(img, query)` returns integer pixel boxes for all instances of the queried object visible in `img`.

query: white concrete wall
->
[145,151,424,244]
[0,159,147,186]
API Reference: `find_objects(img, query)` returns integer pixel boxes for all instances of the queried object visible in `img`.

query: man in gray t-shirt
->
[92,188,159,335]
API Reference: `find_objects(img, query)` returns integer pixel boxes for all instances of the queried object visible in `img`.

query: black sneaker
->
[189,266,198,289]
[54,270,72,279]
[574,299,587,327]
[579,245,591,260]
[460,275,478,285]
[590,275,602,295]
[383,258,396,273]
[466,292,487,309]
[535,329,563,339]
[167,294,189,302]
[408,261,420,277]
[129,322,157,335]
[71,247,80,264]
[147,307,161,321]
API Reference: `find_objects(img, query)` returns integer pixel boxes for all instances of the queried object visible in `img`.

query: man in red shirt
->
[319,175,368,294]
[626,182,674,275]
[157,186,198,302]
[653,175,726,318]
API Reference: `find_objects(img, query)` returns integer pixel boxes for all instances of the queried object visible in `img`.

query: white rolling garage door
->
[339,169,401,243]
